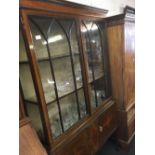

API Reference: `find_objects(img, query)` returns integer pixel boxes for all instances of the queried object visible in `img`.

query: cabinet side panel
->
[124,22,135,108]
[107,25,124,109]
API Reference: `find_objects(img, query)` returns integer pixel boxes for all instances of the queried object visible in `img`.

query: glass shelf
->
[23,86,83,105]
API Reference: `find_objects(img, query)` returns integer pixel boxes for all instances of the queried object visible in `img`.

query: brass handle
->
[99,126,103,132]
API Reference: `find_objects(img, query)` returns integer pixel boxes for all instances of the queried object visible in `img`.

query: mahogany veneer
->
[106,6,135,150]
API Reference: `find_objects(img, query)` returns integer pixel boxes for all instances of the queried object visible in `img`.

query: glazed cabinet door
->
[19,26,45,142]
[20,10,89,143]
[80,20,111,110]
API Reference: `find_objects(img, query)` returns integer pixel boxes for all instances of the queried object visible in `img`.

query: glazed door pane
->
[19,28,44,142]
[81,21,107,108]
[28,16,88,139]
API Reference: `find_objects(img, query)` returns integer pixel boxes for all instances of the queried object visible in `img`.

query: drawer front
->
[98,104,117,145]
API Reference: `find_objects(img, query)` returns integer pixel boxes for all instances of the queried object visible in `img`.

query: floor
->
[96,139,135,155]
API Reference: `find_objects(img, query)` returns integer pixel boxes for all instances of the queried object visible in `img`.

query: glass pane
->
[81,21,106,107]
[20,64,37,102]
[48,102,62,138]
[19,29,28,61]
[29,18,49,59]
[38,62,56,103]
[90,23,104,80]
[78,88,87,118]
[74,56,83,88]
[48,20,71,57]
[26,102,44,139]
[70,22,80,55]
[59,93,79,131]
[70,23,83,89]
[89,84,97,108]
[53,57,74,97]
[94,77,106,106]
[19,27,44,142]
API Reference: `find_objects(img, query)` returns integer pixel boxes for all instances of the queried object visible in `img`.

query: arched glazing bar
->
[29,17,65,133]
[82,21,98,107]
[96,23,111,97]
[53,19,81,120]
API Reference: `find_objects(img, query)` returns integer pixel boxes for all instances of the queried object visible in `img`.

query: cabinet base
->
[117,132,135,151]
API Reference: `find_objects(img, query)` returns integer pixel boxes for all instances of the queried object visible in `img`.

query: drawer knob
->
[99,126,103,132]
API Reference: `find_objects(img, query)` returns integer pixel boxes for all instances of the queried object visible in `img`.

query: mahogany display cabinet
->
[19,0,117,154]
[106,6,135,149]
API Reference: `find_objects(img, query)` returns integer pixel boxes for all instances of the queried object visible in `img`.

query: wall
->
[65,0,135,16]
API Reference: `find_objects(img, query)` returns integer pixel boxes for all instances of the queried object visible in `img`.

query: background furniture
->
[106,6,135,149]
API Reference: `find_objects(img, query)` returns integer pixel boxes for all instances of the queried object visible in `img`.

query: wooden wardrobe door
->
[124,22,135,107]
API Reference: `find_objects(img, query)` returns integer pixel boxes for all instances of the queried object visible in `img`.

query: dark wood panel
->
[107,24,124,109]
[127,114,135,139]
[117,104,135,142]
[106,7,135,149]
[54,127,90,155]
[124,22,135,108]
[88,121,100,154]
[98,103,117,146]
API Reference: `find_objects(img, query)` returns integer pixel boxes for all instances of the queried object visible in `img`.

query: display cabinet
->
[19,0,117,154]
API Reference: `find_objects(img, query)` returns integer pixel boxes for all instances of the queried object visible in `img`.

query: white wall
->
[65,0,135,16]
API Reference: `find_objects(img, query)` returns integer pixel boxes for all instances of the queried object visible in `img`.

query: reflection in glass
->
[48,102,62,138]
[19,27,44,142]
[78,89,87,118]
[81,21,106,108]
[29,19,49,59]
[53,57,74,97]
[26,102,43,138]
[48,20,71,57]
[60,93,79,131]
[19,29,28,61]
[20,64,37,102]
[38,62,56,103]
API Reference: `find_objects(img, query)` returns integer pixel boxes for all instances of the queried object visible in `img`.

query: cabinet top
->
[20,0,108,18]
[105,6,135,25]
